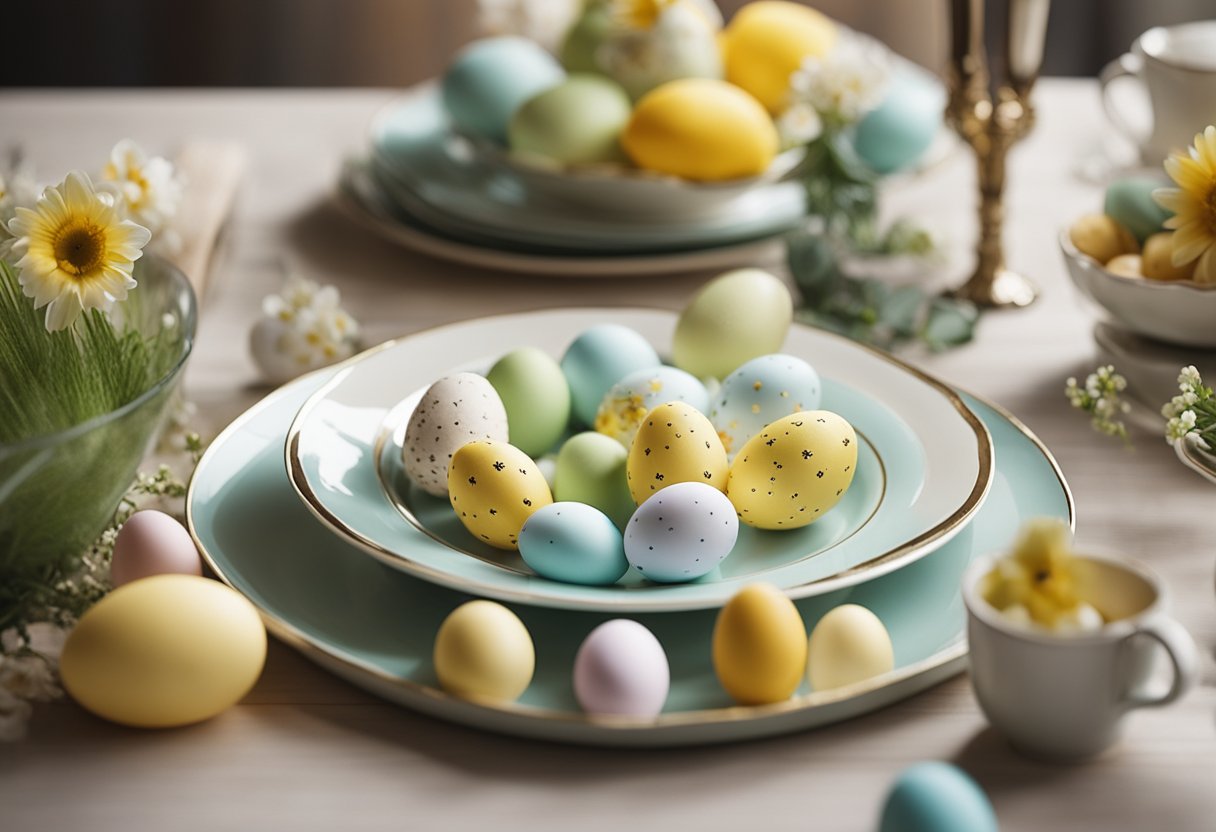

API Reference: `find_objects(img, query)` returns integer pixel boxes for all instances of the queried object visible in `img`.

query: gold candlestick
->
[945,0,1050,308]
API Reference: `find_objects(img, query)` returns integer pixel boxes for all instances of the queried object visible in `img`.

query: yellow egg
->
[1105,253,1142,278]
[621,78,778,181]
[712,583,807,705]
[807,604,894,691]
[626,401,728,505]
[59,575,266,728]
[1141,232,1196,281]
[449,440,553,550]
[1068,213,1137,264]
[673,268,793,380]
[433,600,534,702]
[722,1,838,113]
[727,410,857,530]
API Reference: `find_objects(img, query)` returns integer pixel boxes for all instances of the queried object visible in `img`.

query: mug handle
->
[1100,52,1151,146]
[1120,617,1200,708]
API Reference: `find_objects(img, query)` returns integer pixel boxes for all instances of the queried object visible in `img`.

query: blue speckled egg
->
[853,68,944,175]
[441,37,566,144]
[709,354,821,458]
[624,482,738,583]
[879,762,998,832]
[595,366,710,448]
[560,325,661,427]
[519,502,628,586]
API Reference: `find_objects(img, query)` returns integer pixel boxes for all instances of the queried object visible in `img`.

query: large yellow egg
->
[807,604,895,691]
[722,1,838,113]
[449,440,553,550]
[626,401,728,505]
[433,600,535,702]
[727,410,857,529]
[713,583,807,705]
[621,78,778,181]
[59,575,266,728]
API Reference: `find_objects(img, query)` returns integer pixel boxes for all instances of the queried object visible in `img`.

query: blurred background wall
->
[1,0,1212,87]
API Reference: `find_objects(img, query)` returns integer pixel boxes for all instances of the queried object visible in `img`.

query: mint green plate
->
[188,368,1070,747]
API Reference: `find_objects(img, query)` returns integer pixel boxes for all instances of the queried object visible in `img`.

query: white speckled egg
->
[595,366,710,449]
[710,354,821,458]
[403,373,509,497]
[624,481,738,583]
[573,619,670,718]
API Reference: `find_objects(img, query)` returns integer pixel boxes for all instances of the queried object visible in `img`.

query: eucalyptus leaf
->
[921,298,980,351]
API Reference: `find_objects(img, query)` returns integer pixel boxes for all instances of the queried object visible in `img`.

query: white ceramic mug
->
[962,552,1199,760]
[1101,21,1216,164]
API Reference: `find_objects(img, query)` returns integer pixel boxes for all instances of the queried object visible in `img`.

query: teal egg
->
[486,347,571,457]
[554,432,634,529]
[853,69,944,175]
[518,502,628,585]
[879,762,998,832]
[509,74,632,165]
[441,37,566,144]
[560,325,661,426]
[1104,176,1173,244]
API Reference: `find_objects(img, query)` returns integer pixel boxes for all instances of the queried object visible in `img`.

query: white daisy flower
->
[101,139,184,239]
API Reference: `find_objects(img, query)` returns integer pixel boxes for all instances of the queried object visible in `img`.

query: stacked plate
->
[187,309,1073,746]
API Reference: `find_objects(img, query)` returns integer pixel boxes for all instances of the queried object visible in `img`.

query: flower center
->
[53,222,106,277]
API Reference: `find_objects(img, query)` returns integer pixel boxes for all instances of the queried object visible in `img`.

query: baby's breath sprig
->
[1065,365,1130,442]
[1162,365,1216,446]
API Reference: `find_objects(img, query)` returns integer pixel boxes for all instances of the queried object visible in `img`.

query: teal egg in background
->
[853,69,945,175]
[518,502,628,586]
[879,762,998,832]
[441,36,565,144]
[1104,176,1172,244]
[560,325,661,426]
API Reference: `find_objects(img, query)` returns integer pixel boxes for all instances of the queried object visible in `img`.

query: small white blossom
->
[1065,365,1129,442]
[477,0,582,52]
[101,140,184,240]
[776,102,824,148]
[0,165,39,260]
[0,654,61,702]
[250,275,361,385]
[1178,365,1202,392]
[788,37,889,124]
[0,687,32,742]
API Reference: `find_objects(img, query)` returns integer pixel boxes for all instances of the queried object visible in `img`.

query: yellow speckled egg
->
[807,604,894,691]
[621,78,778,181]
[713,583,807,705]
[434,600,534,702]
[727,410,857,530]
[449,440,553,550]
[673,268,793,380]
[722,1,838,113]
[627,401,728,504]
[59,575,266,728]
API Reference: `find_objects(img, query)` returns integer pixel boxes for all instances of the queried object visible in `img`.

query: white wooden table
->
[1,80,1212,831]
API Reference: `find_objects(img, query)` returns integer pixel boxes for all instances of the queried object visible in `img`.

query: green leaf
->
[921,298,980,351]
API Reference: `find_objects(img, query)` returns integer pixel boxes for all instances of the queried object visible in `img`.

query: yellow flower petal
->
[1194,244,1216,284]
[1171,223,1214,264]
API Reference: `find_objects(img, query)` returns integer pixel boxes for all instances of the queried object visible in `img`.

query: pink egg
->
[573,619,669,718]
[110,510,203,587]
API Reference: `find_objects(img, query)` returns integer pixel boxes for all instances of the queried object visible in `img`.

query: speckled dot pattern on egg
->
[710,354,821,457]
[403,373,509,497]
[624,482,738,583]
[595,365,709,449]
[626,401,729,505]
[447,440,553,550]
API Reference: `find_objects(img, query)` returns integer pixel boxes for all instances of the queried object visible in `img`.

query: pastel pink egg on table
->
[110,509,203,587]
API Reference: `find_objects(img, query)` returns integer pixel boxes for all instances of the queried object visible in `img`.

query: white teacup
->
[1101,21,1216,164]
[962,552,1199,760]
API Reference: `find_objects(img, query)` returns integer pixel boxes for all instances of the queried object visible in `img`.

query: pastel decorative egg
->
[712,583,807,705]
[508,75,632,165]
[486,347,571,457]
[853,68,945,174]
[1141,232,1195,281]
[710,354,822,458]
[1104,176,1172,244]
[518,502,628,586]
[441,36,565,144]
[727,410,857,530]
[722,0,838,113]
[448,440,553,550]
[595,365,710,449]
[673,269,793,379]
[554,431,635,529]
[403,373,509,497]
[879,762,999,832]
[624,481,738,582]
[621,78,779,181]
[1068,214,1137,264]
[110,510,202,587]
[626,401,729,505]
[60,575,267,728]
[807,604,895,691]
[573,619,670,718]
[1105,253,1143,278]
[561,324,661,426]
[433,600,534,702]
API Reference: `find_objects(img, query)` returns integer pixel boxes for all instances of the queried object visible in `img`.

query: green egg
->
[507,74,632,165]
[486,348,571,458]
[1104,176,1172,244]
[554,432,635,529]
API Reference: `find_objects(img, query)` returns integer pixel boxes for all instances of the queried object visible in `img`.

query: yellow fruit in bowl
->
[721,1,838,114]
[1104,253,1142,278]
[621,78,778,181]
[1141,232,1196,282]
[1068,214,1137,264]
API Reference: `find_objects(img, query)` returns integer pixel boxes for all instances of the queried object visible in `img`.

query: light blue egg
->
[560,325,661,427]
[709,354,821,459]
[853,69,945,175]
[879,762,998,832]
[441,36,566,144]
[595,365,710,448]
[518,502,628,586]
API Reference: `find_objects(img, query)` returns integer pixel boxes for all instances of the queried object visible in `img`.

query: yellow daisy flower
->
[6,171,151,332]
[1154,125,1216,284]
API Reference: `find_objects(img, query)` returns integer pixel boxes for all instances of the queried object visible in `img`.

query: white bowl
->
[1060,229,1216,348]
